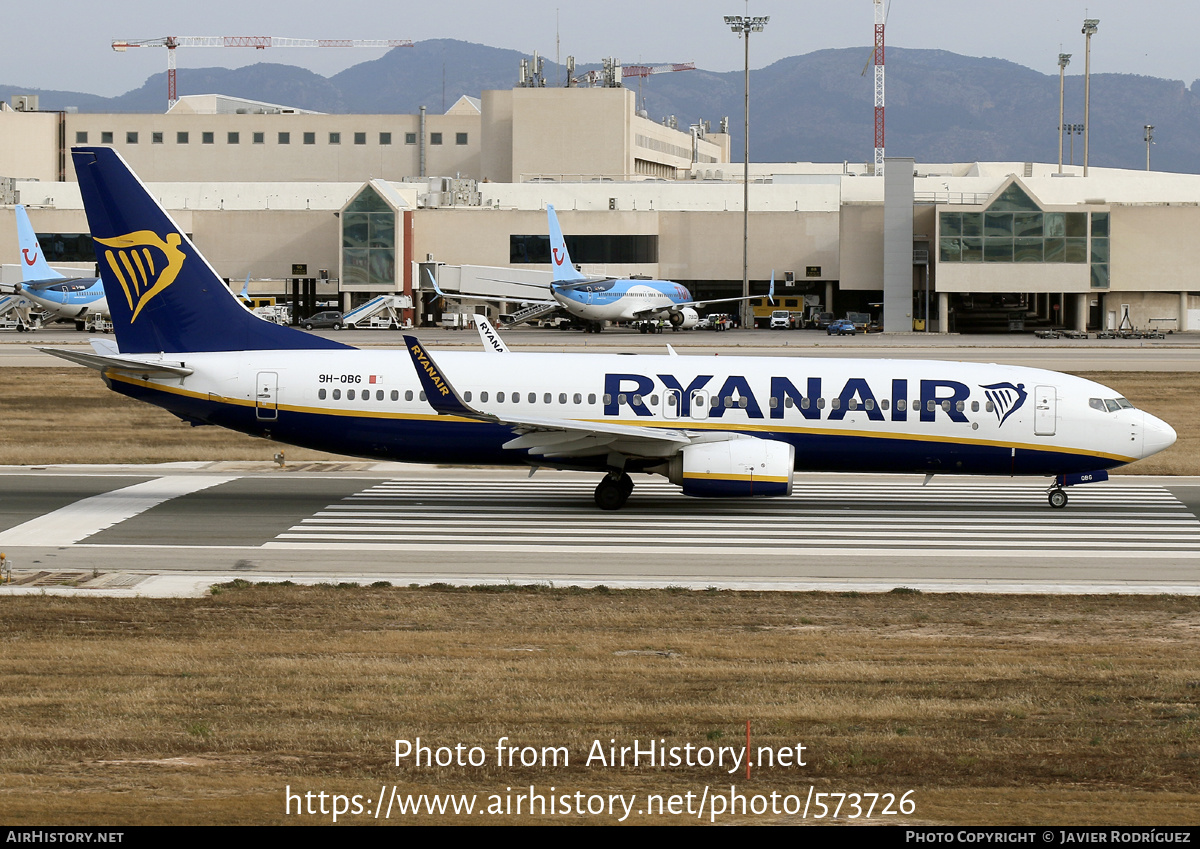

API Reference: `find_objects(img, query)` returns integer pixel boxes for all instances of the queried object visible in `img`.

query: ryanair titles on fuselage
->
[602,371,1026,427]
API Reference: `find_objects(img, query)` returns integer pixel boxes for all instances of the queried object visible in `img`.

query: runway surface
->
[1,466,1197,596]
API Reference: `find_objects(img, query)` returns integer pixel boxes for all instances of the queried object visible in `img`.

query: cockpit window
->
[1104,399,1120,413]
[1115,398,1134,410]
[1089,398,1106,412]
[1092,397,1136,413]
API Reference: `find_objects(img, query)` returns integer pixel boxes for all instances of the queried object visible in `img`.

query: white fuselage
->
[104,348,1173,477]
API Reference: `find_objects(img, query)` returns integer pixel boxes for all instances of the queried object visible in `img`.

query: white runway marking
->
[266,480,1200,557]
[0,476,235,546]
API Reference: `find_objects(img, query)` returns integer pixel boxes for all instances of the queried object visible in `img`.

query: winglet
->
[403,335,495,420]
[768,270,775,306]
[473,314,510,353]
[547,205,586,284]
[423,267,449,300]
[15,205,64,282]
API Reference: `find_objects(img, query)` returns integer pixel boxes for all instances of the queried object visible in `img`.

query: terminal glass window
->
[177,131,189,144]
[354,132,366,145]
[510,234,658,264]
[75,131,88,144]
[278,132,290,145]
[202,132,214,144]
[329,132,341,145]
[380,132,392,145]
[430,133,443,145]
[253,132,264,144]
[341,185,396,288]
[152,132,164,144]
[304,132,315,145]
[405,132,416,144]
[101,131,113,144]
[456,132,468,145]
[126,132,138,144]
[938,181,1110,287]
[228,132,239,144]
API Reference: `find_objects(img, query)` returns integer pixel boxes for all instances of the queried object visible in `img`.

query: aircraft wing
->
[425,268,553,307]
[36,346,194,377]
[403,336,691,458]
[659,270,778,314]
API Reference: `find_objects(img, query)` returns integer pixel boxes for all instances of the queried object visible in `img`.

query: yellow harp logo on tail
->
[94,231,186,322]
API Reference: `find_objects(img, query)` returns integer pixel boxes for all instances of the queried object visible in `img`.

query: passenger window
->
[881,399,890,411]
[770,397,779,409]
[347,389,355,400]
[497,391,505,402]
[559,393,567,404]
[618,394,627,405]
[928,401,937,412]
[799,397,808,410]
[481,391,489,402]
[724,397,733,408]
[738,397,747,408]
[464,391,472,402]
[955,401,965,412]
[333,389,341,400]
[318,388,326,400]
[544,393,552,404]
[573,393,581,404]
[419,392,426,401]
[589,394,596,405]
[831,398,841,410]
[986,401,994,412]
[897,399,906,412]
[865,399,874,410]
[971,401,979,412]
[528,392,536,403]
[405,390,413,401]
[847,399,858,410]
[817,398,826,409]
[391,390,399,401]
[603,394,611,405]
[650,394,659,405]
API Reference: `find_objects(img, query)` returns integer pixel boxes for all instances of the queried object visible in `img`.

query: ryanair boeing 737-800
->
[42,147,1176,510]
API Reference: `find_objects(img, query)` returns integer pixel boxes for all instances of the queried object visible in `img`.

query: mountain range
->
[5,38,1198,173]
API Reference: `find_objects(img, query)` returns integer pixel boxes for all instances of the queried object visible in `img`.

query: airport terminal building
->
[2,84,1198,332]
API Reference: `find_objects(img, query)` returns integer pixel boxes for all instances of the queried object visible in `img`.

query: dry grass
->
[1,585,1199,825]
[2,368,1197,472]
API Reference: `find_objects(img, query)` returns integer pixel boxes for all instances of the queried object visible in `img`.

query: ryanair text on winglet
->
[409,342,452,397]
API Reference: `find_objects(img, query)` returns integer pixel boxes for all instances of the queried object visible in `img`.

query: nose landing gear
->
[1047,487,1068,509]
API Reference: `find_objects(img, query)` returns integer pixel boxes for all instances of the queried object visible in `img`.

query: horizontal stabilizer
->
[37,346,194,377]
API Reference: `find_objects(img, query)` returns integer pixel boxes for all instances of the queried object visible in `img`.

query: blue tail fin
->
[71,146,349,354]
[15,205,64,282]
[546,205,586,284]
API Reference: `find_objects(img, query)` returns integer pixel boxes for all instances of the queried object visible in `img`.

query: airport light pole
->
[1144,124,1155,171]
[1057,53,1071,174]
[1082,18,1098,177]
[725,14,768,329]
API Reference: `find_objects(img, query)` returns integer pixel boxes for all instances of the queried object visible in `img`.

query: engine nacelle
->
[668,307,700,329]
[666,438,795,498]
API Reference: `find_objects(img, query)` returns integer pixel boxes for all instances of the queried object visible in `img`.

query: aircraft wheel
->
[595,474,632,511]
[1048,489,1068,509]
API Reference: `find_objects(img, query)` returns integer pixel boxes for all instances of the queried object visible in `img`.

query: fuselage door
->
[256,371,278,421]
[1034,384,1056,436]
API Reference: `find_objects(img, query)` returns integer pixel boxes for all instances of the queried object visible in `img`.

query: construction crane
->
[112,36,414,110]
[572,59,695,89]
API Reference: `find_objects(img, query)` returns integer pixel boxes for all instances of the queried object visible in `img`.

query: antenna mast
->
[873,0,886,176]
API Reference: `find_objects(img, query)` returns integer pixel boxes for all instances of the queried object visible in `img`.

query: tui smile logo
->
[94,230,186,322]
[980,382,1027,427]
[21,248,37,266]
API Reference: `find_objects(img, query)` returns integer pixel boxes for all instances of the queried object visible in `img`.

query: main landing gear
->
[594,472,634,510]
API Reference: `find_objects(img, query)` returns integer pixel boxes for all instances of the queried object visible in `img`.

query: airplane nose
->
[1141,412,1177,459]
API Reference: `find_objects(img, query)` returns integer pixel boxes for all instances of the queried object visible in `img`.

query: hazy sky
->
[6,0,1199,97]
